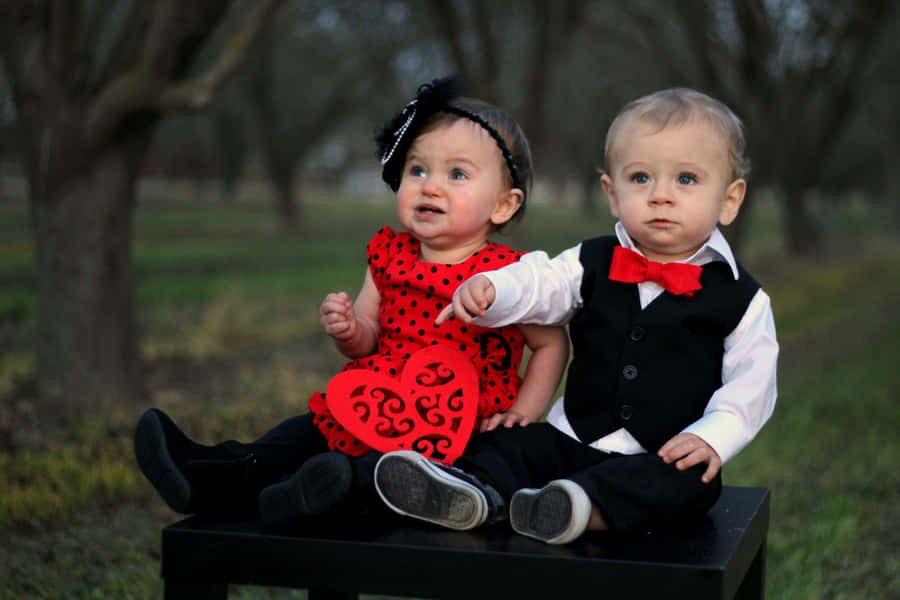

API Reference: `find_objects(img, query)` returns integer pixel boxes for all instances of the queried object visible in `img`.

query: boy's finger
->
[657,436,681,458]
[701,462,718,483]
[702,455,721,482]
[472,289,490,310]
[455,293,475,317]
[451,297,475,324]
[459,289,485,317]
[435,305,454,325]
[659,442,686,463]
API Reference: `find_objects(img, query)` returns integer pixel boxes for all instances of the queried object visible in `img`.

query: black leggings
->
[244,412,331,484]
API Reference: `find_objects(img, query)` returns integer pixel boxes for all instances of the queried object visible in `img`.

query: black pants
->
[457,423,722,533]
[249,413,383,513]
[245,412,331,481]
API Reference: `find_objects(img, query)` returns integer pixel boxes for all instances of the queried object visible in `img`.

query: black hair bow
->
[375,76,465,192]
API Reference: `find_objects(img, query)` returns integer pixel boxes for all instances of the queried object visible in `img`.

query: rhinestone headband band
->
[376,77,522,197]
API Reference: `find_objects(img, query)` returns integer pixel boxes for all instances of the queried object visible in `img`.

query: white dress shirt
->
[471,223,778,464]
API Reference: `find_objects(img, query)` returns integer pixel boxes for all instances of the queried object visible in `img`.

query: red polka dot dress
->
[308,227,527,456]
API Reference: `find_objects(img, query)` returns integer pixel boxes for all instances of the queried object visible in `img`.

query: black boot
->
[258,451,382,531]
[134,408,261,515]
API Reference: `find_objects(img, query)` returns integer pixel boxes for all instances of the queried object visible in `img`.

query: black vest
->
[564,236,760,452]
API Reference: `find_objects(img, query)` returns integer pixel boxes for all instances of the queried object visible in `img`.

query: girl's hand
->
[435,275,496,325]
[658,433,722,483]
[320,292,357,341]
[479,411,532,433]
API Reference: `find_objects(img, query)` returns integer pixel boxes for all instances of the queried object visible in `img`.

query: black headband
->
[375,76,522,196]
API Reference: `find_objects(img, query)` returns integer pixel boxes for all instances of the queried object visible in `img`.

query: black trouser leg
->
[457,423,578,497]
[458,423,721,533]
[568,453,722,532]
[246,413,331,482]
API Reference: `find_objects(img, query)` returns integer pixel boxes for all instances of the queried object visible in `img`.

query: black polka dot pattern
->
[308,227,527,454]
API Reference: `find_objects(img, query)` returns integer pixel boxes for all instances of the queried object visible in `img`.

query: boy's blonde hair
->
[604,88,750,181]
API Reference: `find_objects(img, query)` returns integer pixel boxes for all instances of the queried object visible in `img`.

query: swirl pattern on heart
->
[326,345,479,465]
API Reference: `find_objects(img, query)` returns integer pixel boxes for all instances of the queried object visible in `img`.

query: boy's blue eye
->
[678,173,697,185]
[632,173,649,184]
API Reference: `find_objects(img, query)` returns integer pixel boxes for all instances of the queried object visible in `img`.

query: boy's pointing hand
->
[435,275,496,325]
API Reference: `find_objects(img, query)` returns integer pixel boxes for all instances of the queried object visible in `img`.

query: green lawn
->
[0,184,898,598]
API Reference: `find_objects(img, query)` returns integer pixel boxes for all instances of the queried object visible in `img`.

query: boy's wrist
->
[471,270,518,326]
[682,412,747,465]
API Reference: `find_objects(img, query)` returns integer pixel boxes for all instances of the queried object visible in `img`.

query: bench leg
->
[164,581,227,599]
[734,542,766,600]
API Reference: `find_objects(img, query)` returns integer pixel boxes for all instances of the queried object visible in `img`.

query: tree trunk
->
[26,123,154,417]
[210,108,248,203]
[580,168,599,216]
[1,1,280,419]
[782,186,820,257]
[273,168,297,230]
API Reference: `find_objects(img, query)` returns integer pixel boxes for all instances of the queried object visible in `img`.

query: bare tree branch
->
[679,0,721,93]
[732,0,774,101]
[613,0,687,83]
[472,2,499,102]
[83,1,278,152]
[0,2,63,105]
[87,2,151,96]
[522,0,553,151]
[83,1,208,150]
[792,1,893,184]
[137,0,183,78]
[157,0,281,110]
[48,0,80,77]
[427,0,477,88]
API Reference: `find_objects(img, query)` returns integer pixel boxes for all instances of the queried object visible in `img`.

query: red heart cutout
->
[326,345,479,465]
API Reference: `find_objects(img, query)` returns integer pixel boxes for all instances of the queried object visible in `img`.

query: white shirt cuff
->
[682,411,750,465]
[476,269,526,328]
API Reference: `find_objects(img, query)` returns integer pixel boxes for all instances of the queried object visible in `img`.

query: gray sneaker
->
[509,479,592,544]
[374,450,505,530]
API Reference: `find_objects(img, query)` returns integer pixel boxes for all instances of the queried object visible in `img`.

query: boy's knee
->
[474,420,551,448]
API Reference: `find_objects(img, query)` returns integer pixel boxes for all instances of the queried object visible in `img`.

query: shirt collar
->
[613,221,740,280]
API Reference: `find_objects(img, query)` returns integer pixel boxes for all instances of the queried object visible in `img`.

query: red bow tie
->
[608,246,702,297]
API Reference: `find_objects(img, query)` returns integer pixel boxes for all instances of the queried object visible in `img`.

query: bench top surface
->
[164,486,768,566]
[161,486,769,598]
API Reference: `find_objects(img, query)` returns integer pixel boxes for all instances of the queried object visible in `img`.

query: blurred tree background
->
[0,1,898,597]
[1,0,898,415]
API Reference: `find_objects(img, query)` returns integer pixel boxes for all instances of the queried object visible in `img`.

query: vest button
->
[619,404,634,420]
[622,364,638,380]
[629,326,645,341]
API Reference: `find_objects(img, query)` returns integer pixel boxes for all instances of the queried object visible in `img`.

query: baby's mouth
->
[416,204,445,215]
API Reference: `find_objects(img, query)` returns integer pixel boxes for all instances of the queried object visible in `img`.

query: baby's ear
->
[718,179,746,226]
[600,174,619,218]
[491,188,524,226]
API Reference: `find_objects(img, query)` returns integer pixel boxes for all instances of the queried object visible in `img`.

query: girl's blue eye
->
[409,165,425,177]
[678,173,697,185]
[632,173,649,184]
[450,169,467,180]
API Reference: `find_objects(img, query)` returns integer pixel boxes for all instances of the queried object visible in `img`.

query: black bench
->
[160,485,769,599]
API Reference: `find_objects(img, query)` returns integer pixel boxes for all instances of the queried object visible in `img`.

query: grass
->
[0,181,898,598]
